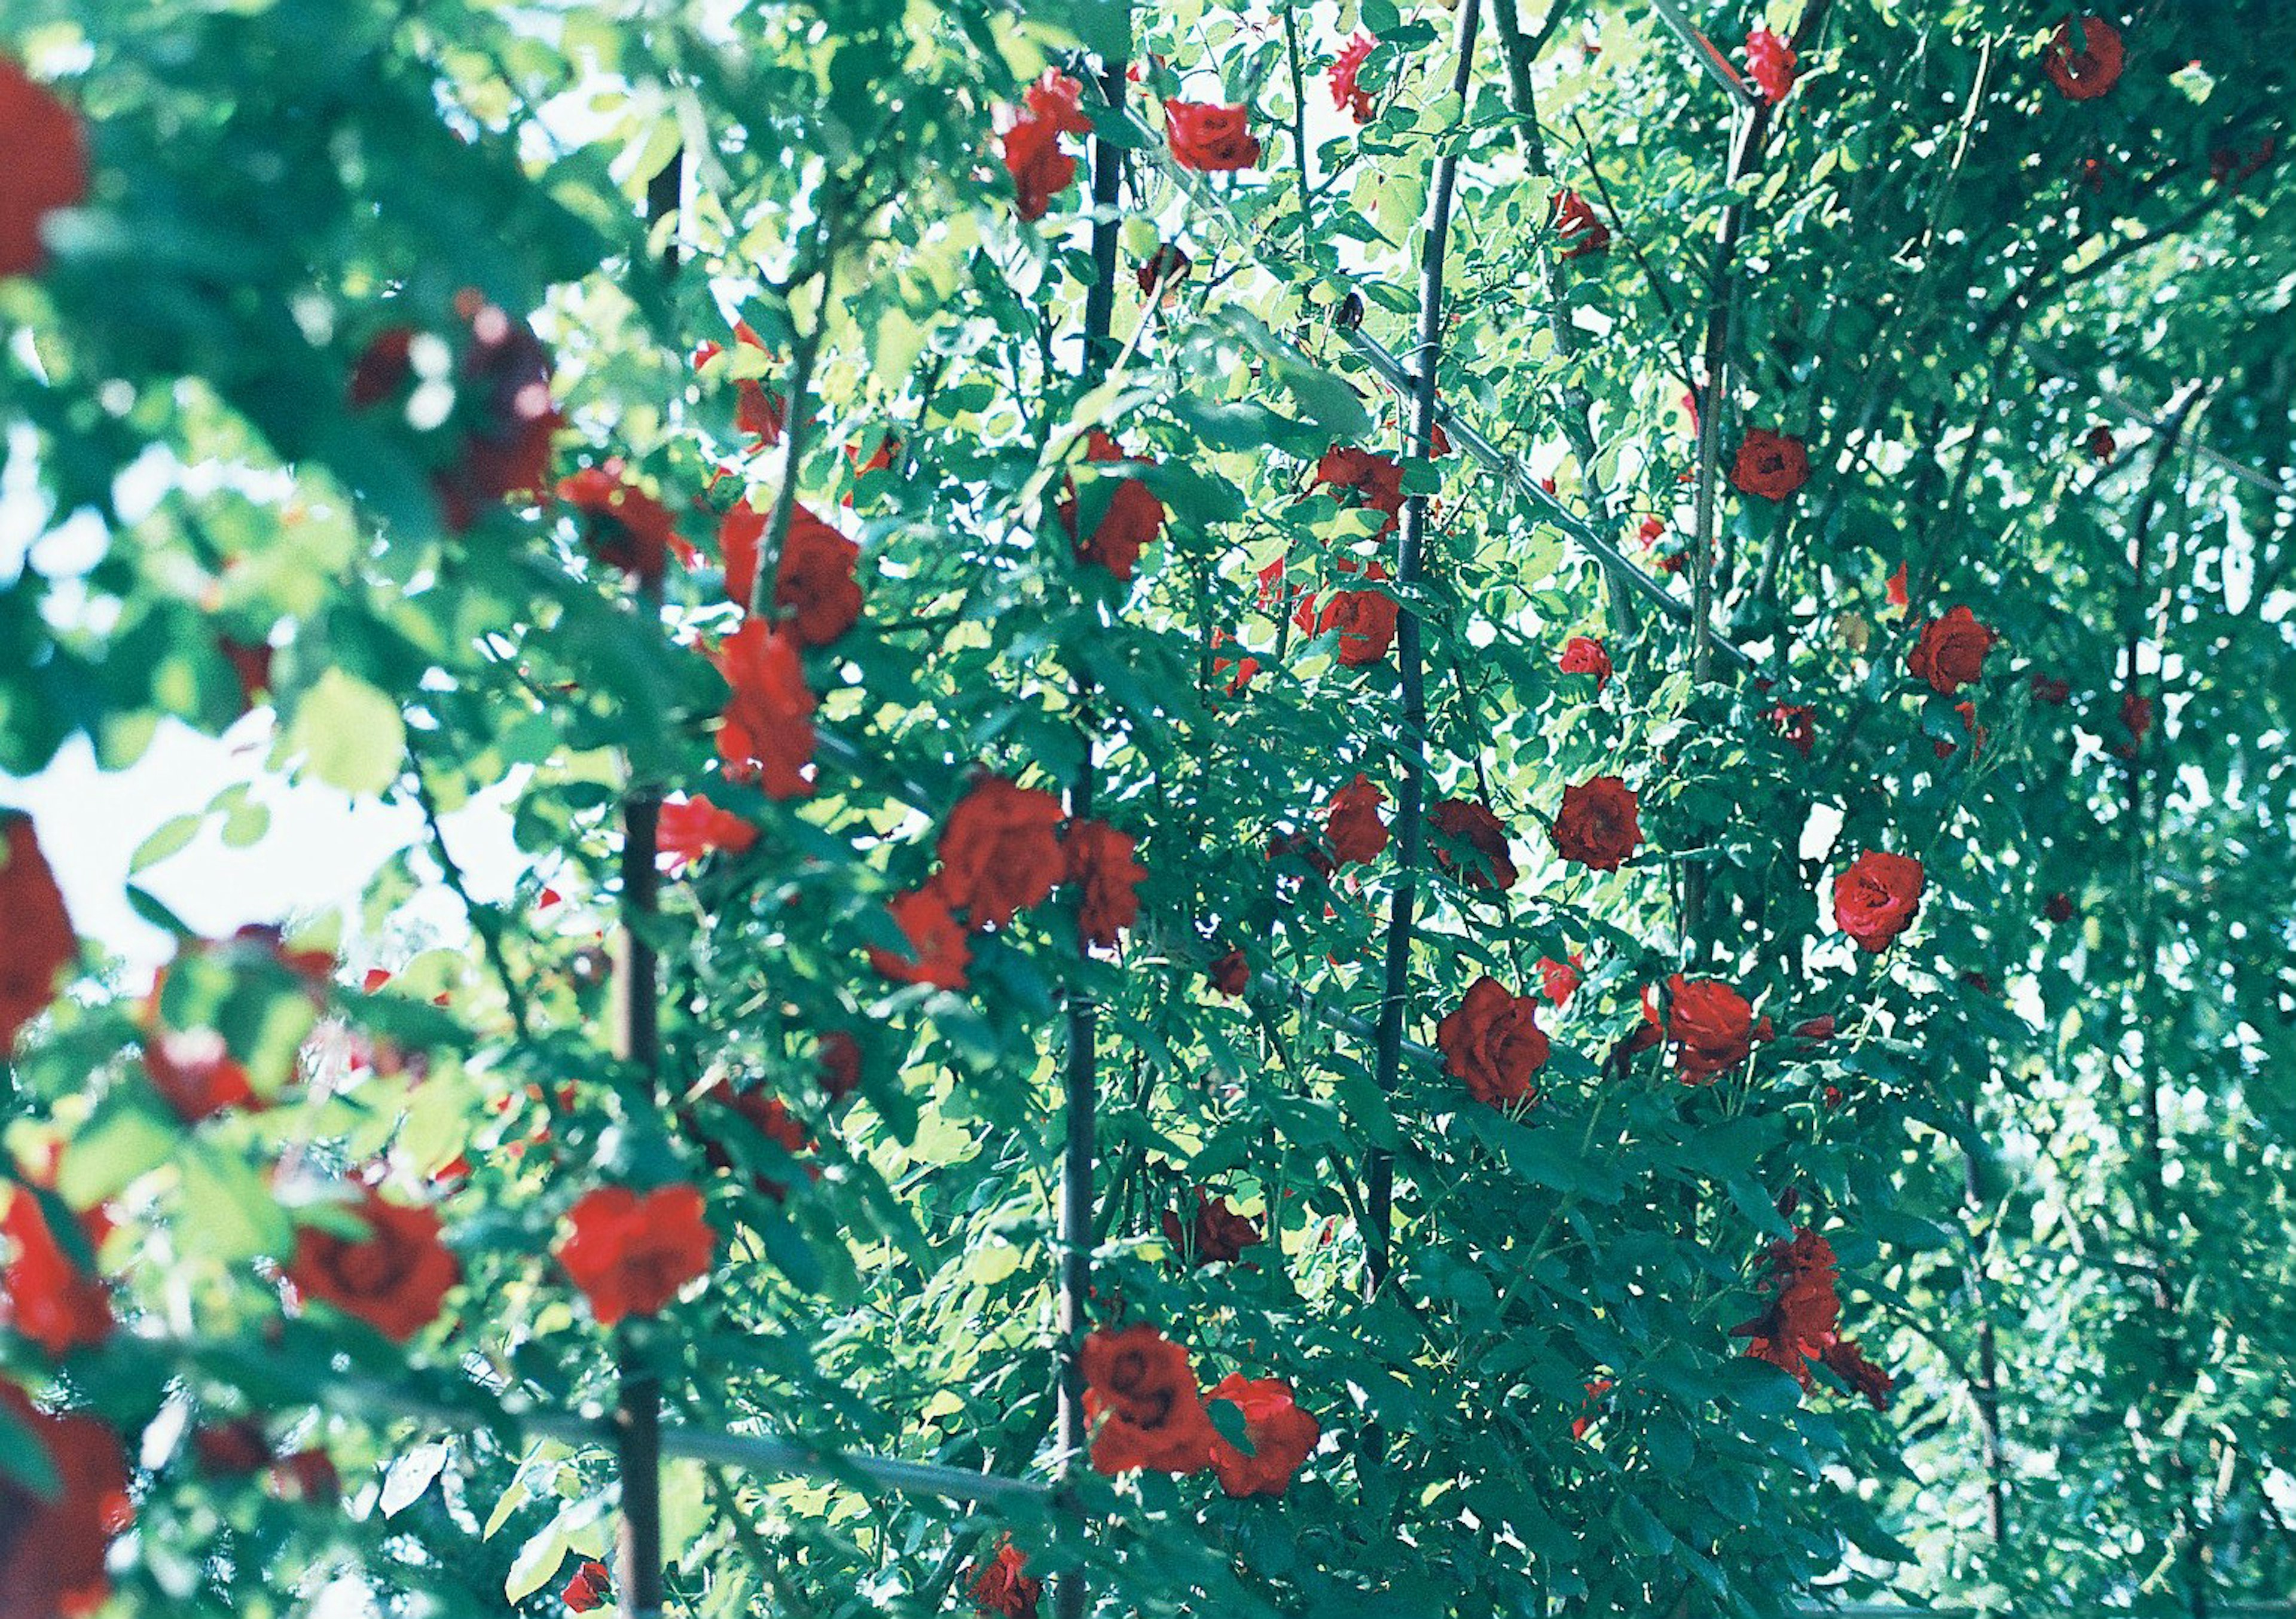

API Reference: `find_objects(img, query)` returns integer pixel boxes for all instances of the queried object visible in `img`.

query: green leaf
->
[288,669,408,797]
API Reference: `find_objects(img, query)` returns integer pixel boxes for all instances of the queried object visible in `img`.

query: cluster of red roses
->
[997,62,1263,227]
[1079,1324,1318,1493]
[1730,1227,1893,1410]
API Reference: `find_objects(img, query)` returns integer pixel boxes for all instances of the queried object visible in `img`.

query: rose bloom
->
[2030,673,2071,705]
[1549,188,1610,258]
[140,1025,258,1123]
[1833,850,1925,953]
[1549,775,1641,870]
[1643,973,1757,1083]
[1,1187,112,1355]
[556,1183,715,1325]
[1136,242,1190,295]
[1437,976,1551,1107]
[1907,604,1997,695]
[0,57,89,280]
[2120,689,2155,744]
[558,461,683,585]
[1205,1374,1320,1497]
[1427,798,1518,891]
[2086,424,2118,462]
[692,320,784,446]
[1744,27,1796,102]
[1000,112,1076,222]
[1537,951,1584,1008]
[816,1031,862,1101]
[1730,429,1810,502]
[1558,634,1611,691]
[1325,772,1389,865]
[1731,1227,1840,1390]
[1208,947,1251,997]
[871,884,974,991]
[1164,99,1261,172]
[193,1418,273,1478]
[775,508,865,644]
[1059,432,1166,581]
[1317,584,1399,665]
[1769,702,1815,758]
[424,294,564,533]
[563,1560,613,1615]
[936,775,1066,930]
[691,1083,816,1200]
[0,812,75,1050]
[2044,16,2124,101]
[713,619,817,798]
[1161,1189,1263,1266]
[657,793,758,873]
[1329,31,1376,122]
[1064,818,1146,949]
[968,1540,1042,1619]
[1793,1014,1836,1043]
[1315,445,1405,536]
[1082,1324,1217,1474]
[0,1385,132,1619]
[287,1185,461,1342]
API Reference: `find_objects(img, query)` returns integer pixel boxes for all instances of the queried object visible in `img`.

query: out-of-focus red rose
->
[1000,74,1085,222]
[1208,948,1251,997]
[557,461,684,584]
[657,794,758,873]
[1732,429,1810,502]
[713,619,817,799]
[562,1559,613,1614]
[1161,1190,1263,1266]
[1315,446,1405,536]
[268,1446,340,1502]
[1559,635,1612,692]
[1744,28,1796,101]
[1205,1374,1319,1497]
[1549,775,1641,871]
[1833,850,1925,953]
[870,885,973,991]
[1082,1324,1217,1474]
[2210,135,2276,187]
[1793,1014,1836,1044]
[1136,243,1192,297]
[286,1185,460,1342]
[2044,16,2124,101]
[425,292,564,533]
[2086,424,2117,462]
[1642,974,1757,1083]
[1537,951,1584,1008]
[1907,605,1996,695]
[2120,689,2154,745]
[1886,562,1909,609]
[1059,432,1165,581]
[1,1187,111,1355]
[936,776,1066,930]
[1329,31,1377,123]
[0,814,75,1052]
[557,1183,714,1325]
[0,58,88,280]
[1065,818,1146,949]
[816,1031,862,1101]
[1325,772,1389,865]
[0,1385,131,1617]
[1769,702,1816,758]
[775,507,864,644]
[691,1083,815,1200]
[140,1027,257,1123]
[1437,976,1550,1107]
[1164,100,1261,172]
[2044,892,2075,924]
[968,1540,1042,1618]
[1549,188,1610,258]
[193,1418,273,1477]
[694,320,786,446]
[1427,798,1518,891]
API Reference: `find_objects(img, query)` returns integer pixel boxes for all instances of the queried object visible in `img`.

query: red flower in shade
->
[1558,635,1612,691]
[2211,135,2276,187]
[774,507,864,645]
[870,885,973,991]
[2043,16,2124,101]
[1744,28,1796,102]
[2044,892,2076,924]
[1161,1190,1263,1266]
[1548,188,1610,258]
[1329,31,1377,123]
[563,1560,613,1614]
[693,320,786,446]
[1000,77,1083,223]
[416,292,564,533]
[713,619,817,798]
[268,1446,340,1502]
[1886,562,1909,609]
[1730,429,1810,502]
[2030,673,2071,705]
[2120,689,2155,745]
[1571,1377,1613,1441]
[969,1540,1043,1618]
[1437,976,1551,1107]
[1082,1324,1219,1474]
[0,814,75,1052]
[1164,100,1261,172]
[1821,1337,1895,1410]
[192,1418,273,1478]
[1833,850,1925,953]
[690,1083,815,1200]
[657,794,758,873]
[1427,798,1518,891]
[0,1385,132,1618]
[1768,702,1816,758]
[1135,243,1191,296]
[718,500,766,606]
[1315,446,1405,536]
[2086,424,2118,463]
[1549,775,1642,870]
[1730,1228,1894,1409]
[1064,819,1146,949]
[558,462,683,584]
[1208,948,1251,997]
[1325,772,1390,865]
[816,1031,862,1101]
[936,776,1067,930]
[1907,605,1996,695]
[1537,951,1584,1008]
[557,1184,715,1325]
[1642,974,1757,1083]
[1205,1374,1320,1497]
[1315,581,1400,667]
[1058,432,1166,581]
[1793,1013,1836,1043]
[1210,628,1260,695]
[219,634,276,707]
[1,1187,111,1355]
[0,58,88,280]
[287,1186,460,1342]
[141,1028,258,1123]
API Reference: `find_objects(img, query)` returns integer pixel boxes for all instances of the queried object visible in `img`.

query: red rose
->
[2030,673,2071,705]
[1000,111,1077,222]
[142,1028,258,1122]
[1549,188,1610,258]
[2044,892,2075,924]
[1558,634,1611,691]
[1164,100,1261,172]
[718,500,765,606]
[1135,243,1191,296]
[1437,976,1550,1106]
[0,814,75,1052]
[870,884,973,991]
[1886,562,1909,609]
[1549,775,1642,871]
[1208,948,1251,997]
[1324,772,1389,865]
[1314,574,1399,665]
[1064,818,1146,949]
[1744,27,1796,102]
[1572,1377,1612,1442]
[691,1083,814,1199]
[968,1541,1043,1618]
[1730,1227,1841,1391]
[1210,628,1260,695]
[1315,446,1405,536]
[1161,1190,1263,1266]
[0,58,88,280]
[1821,1337,1894,1411]
[1768,702,1815,758]
[1329,31,1377,123]
[1426,798,1518,891]
[2086,424,2117,462]
[563,1560,613,1614]
[1833,850,1925,953]
[1,1187,111,1355]
[1907,605,1996,695]
[657,793,758,873]
[1082,1324,1218,1474]
[816,1031,862,1101]
[427,293,563,533]
[1793,1014,1836,1043]
[0,1385,131,1618]
[219,634,276,707]
[775,506,864,644]
[1537,951,1584,1008]
[2044,16,2123,101]
[558,462,683,584]
[694,320,785,446]
[193,1418,273,1477]
[268,1446,340,1502]
[936,776,1066,930]
[2120,689,2154,744]
[288,1186,460,1342]
[1059,432,1166,581]
[1205,1374,1319,1498]
[713,619,817,798]
[1730,429,1810,502]
[1642,974,1757,1083]
[557,1184,715,1325]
